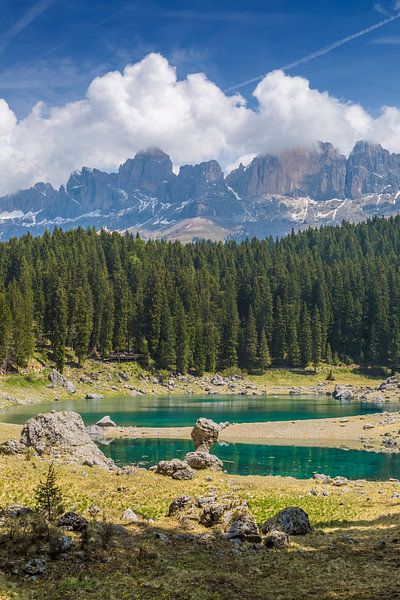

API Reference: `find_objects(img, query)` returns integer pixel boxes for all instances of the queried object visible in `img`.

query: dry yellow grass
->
[0,453,400,599]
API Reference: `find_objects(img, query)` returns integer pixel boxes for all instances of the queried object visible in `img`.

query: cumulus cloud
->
[1,52,400,195]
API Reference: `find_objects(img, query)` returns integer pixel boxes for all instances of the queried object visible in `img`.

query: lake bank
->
[0,360,396,409]
[97,410,400,453]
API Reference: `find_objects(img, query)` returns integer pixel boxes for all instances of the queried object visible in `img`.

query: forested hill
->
[0,216,399,374]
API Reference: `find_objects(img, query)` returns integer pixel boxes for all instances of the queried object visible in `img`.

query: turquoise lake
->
[99,437,400,480]
[0,394,391,427]
[1,394,398,480]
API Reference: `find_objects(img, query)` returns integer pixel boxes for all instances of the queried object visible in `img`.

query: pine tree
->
[139,337,150,368]
[0,288,11,370]
[72,284,93,364]
[8,264,35,369]
[175,300,189,374]
[300,304,312,367]
[312,307,323,372]
[258,328,271,372]
[244,306,258,372]
[221,279,239,368]
[157,302,176,370]
[34,462,64,522]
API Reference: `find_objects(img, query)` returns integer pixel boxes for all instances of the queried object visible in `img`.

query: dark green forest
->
[0,216,399,374]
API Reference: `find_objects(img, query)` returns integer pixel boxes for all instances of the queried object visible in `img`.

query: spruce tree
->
[312,308,323,372]
[175,300,189,374]
[244,306,258,372]
[258,328,271,372]
[34,462,64,522]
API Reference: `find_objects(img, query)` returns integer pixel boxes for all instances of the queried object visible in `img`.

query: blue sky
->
[1,0,400,196]
[1,0,400,117]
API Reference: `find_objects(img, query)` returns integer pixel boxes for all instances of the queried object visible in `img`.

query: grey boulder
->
[155,459,196,480]
[185,451,223,470]
[261,507,312,536]
[20,410,115,469]
[191,417,220,453]
[96,415,116,427]
[264,530,290,549]
[225,512,261,543]
[0,438,27,455]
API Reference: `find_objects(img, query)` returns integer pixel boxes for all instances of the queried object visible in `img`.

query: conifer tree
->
[244,306,258,372]
[258,328,271,372]
[312,307,323,372]
[176,300,189,373]
[34,462,64,522]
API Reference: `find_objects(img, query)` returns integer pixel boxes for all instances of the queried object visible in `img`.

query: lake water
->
[0,394,390,427]
[99,437,400,480]
[1,394,398,480]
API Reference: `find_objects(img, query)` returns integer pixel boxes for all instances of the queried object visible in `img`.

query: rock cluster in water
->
[154,417,225,479]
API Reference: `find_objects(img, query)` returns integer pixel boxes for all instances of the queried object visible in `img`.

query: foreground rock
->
[264,530,290,549]
[225,513,262,543]
[185,451,223,470]
[155,459,195,480]
[0,438,26,455]
[191,417,220,453]
[261,507,312,535]
[20,410,115,469]
[58,512,88,531]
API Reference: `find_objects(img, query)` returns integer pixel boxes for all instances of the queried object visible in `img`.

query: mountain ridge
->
[1,141,400,241]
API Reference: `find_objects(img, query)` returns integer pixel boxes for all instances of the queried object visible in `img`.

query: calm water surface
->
[99,437,400,480]
[0,394,391,427]
[1,394,398,480]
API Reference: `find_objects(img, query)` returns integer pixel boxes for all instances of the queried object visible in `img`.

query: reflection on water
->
[0,394,393,428]
[100,437,400,481]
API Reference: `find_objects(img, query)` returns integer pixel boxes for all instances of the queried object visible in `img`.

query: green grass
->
[1,455,400,599]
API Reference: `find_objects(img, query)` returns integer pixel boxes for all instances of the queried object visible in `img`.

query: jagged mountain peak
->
[1,140,400,242]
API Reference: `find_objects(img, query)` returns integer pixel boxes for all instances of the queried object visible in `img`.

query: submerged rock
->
[20,410,115,469]
[96,415,116,427]
[185,451,223,470]
[261,507,312,536]
[191,417,220,453]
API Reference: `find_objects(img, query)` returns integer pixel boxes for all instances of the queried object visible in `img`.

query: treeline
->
[0,216,399,373]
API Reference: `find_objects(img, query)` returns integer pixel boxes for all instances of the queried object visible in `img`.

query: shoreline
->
[98,410,400,453]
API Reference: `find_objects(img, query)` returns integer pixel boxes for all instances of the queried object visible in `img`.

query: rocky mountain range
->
[1,140,400,241]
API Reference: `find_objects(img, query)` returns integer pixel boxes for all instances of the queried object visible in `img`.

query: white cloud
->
[1,52,400,195]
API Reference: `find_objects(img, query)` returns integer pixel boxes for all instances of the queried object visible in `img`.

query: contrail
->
[226,12,400,92]
[0,0,54,57]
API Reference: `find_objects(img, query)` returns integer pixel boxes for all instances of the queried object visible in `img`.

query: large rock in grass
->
[191,418,220,453]
[20,410,115,469]
[225,512,261,543]
[155,459,196,480]
[261,507,312,536]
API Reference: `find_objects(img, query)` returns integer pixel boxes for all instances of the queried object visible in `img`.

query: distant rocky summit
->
[1,141,400,241]
[0,410,115,469]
